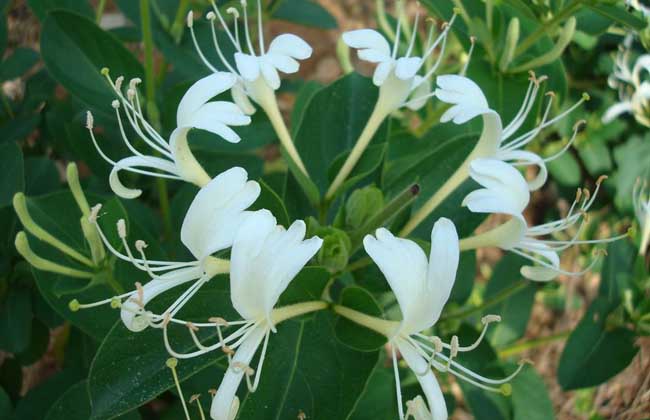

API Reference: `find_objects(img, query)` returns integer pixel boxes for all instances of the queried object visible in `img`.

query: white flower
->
[604,44,650,127]
[435,73,588,192]
[342,4,457,112]
[460,177,626,281]
[187,0,312,113]
[208,210,322,420]
[70,167,260,332]
[634,178,650,255]
[364,219,521,420]
[627,0,650,17]
[88,71,251,199]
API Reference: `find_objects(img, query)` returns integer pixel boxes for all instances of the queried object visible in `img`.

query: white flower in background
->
[187,0,312,174]
[208,210,322,420]
[88,70,251,199]
[634,178,650,255]
[460,176,627,281]
[627,0,650,17]
[363,219,521,420]
[70,168,260,332]
[342,4,458,113]
[435,73,588,192]
[603,43,650,127]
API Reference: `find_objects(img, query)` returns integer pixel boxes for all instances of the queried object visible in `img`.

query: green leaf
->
[0,141,23,207]
[273,0,338,29]
[547,150,582,187]
[24,157,61,196]
[0,357,22,400]
[41,11,143,116]
[558,298,639,390]
[450,250,477,305]
[294,73,388,195]
[485,254,536,347]
[0,387,11,418]
[613,135,650,211]
[278,267,330,307]
[335,286,386,351]
[27,0,93,21]
[16,318,50,366]
[0,114,41,144]
[12,369,84,420]
[328,143,387,197]
[584,3,647,31]
[598,240,636,306]
[511,365,554,420]
[46,381,140,420]
[0,48,39,80]
[250,179,290,228]
[0,287,32,353]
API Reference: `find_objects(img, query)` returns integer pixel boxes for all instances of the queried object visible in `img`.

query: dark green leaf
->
[598,240,636,305]
[250,179,290,227]
[584,4,647,31]
[511,365,554,420]
[16,319,50,366]
[0,114,41,144]
[41,11,143,116]
[46,380,140,420]
[0,48,39,80]
[335,286,386,351]
[24,157,61,196]
[12,369,84,420]
[273,0,338,29]
[0,386,11,418]
[0,141,23,207]
[0,287,32,353]
[27,0,93,21]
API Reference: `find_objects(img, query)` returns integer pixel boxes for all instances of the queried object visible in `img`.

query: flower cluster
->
[14,2,632,420]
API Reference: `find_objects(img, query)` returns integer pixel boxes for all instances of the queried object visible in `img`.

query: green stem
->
[170,0,191,44]
[514,0,581,58]
[440,282,529,322]
[498,331,570,358]
[346,256,372,272]
[333,304,398,337]
[95,0,107,24]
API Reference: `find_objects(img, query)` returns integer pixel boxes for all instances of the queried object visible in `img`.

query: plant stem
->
[170,0,191,44]
[440,281,529,322]
[498,331,570,358]
[514,0,581,58]
[95,0,107,24]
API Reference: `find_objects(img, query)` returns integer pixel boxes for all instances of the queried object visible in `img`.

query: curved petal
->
[395,57,423,80]
[169,127,211,186]
[342,29,391,60]
[602,101,633,123]
[519,241,560,282]
[373,60,394,86]
[260,58,281,90]
[109,155,179,199]
[396,339,448,420]
[188,112,242,144]
[426,218,459,325]
[192,101,251,126]
[363,228,428,332]
[120,266,203,332]
[177,72,237,127]
[210,324,268,420]
[265,52,300,74]
[181,167,261,260]
[463,158,530,216]
[498,149,548,191]
[231,82,257,115]
[268,33,313,60]
[358,48,390,63]
[235,53,261,82]
[435,74,489,110]
[406,76,431,111]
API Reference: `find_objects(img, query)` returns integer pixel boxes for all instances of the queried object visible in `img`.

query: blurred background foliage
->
[0,0,649,419]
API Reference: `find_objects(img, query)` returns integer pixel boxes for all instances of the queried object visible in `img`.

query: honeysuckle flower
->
[400,73,588,236]
[634,178,650,255]
[355,219,522,420]
[187,0,311,174]
[70,167,261,332]
[326,5,458,200]
[603,44,650,127]
[627,0,650,17]
[459,176,627,281]
[88,70,251,199]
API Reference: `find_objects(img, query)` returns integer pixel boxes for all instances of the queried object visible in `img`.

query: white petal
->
[342,29,391,59]
[109,155,178,199]
[235,53,261,82]
[426,218,459,325]
[265,52,300,74]
[435,75,489,109]
[210,324,268,420]
[177,72,237,127]
[268,34,313,60]
[181,167,261,260]
[373,60,394,86]
[396,339,448,420]
[192,101,251,126]
[395,57,423,80]
[169,127,211,186]
[120,266,203,332]
[231,82,257,115]
[520,241,560,281]
[407,76,431,111]
[498,150,548,191]
[602,101,633,123]
[463,158,530,216]
[363,228,429,332]
[358,48,390,63]
[260,59,281,90]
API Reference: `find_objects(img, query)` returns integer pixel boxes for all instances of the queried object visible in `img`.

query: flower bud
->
[345,186,384,230]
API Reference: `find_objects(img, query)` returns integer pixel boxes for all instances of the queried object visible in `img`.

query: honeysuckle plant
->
[6,0,648,419]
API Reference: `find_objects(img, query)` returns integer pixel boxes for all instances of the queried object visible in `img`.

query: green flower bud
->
[345,186,384,230]
[307,218,352,272]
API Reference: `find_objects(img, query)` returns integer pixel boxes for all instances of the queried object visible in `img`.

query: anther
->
[86,111,94,130]
[208,389,217,396]
[222,345,235,356]
[101,67,110,76]
[596,175,608,185]
[89,204,102,223]
[135,240,147,252]
[431,336,443,353]
[186,11,194,28]
[500,383,512,396]
[127,88,136,101]
[450,336,459,358]
[111,100,120,109]
[206,11,216,20]
[227,7,239,18]
[115,76,124,90]
[117,219,127,238]
[470,35,476,43]
[135,282,145,308]
[129,78,142,89]
[582,92,591,101]
[545,91,556,98]
[573,119,586,131]
[209,317,229,327]
[166,357,178,369]
[110,297,121,309]
[186,322,199,332]
[189,394,201,403]
[69,299,81,312]
[481,314,501,324]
